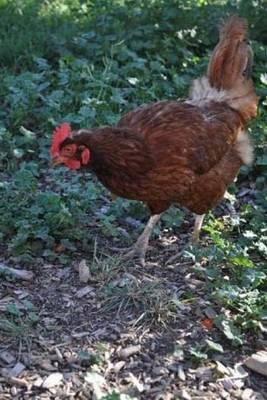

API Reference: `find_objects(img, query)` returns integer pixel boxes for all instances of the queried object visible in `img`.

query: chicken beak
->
[51,156,65,167]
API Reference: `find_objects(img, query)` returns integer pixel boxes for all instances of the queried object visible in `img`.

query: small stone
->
[42,372,63,389]
[78,259,91,283]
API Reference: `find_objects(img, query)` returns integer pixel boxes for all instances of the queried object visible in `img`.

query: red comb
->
[51,123,72,157]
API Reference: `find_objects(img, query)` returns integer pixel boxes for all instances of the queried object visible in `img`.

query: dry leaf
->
[201,318,214,330]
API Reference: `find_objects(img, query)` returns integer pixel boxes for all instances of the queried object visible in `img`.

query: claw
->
[121,246,147,267]
[111,214,162,267]
[166,249,184,265]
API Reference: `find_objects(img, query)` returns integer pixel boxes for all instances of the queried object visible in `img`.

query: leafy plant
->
[0,300,39,346]
[0,0,266,342]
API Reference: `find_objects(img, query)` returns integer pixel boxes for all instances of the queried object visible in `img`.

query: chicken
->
[51,16,258,265]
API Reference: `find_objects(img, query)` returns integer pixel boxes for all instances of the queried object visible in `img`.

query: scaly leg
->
[191,214,205,242]
[167,214,205,264]
[123,214,162,266]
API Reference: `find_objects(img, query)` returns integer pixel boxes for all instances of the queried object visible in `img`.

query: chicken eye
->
[62,145,75,157]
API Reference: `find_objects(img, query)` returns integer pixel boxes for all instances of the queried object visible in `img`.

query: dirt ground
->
[1,228,267,400]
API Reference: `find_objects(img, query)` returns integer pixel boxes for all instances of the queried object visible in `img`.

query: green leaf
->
[230,256,254,268]
[205,339,224,353]
[215,316,243,346]
[6,303,22,317]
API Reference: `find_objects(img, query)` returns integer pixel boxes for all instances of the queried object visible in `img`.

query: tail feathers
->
[219,16,248,41]
[207,16,251,90]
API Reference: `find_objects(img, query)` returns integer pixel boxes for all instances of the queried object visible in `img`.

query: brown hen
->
[51,16,258,265]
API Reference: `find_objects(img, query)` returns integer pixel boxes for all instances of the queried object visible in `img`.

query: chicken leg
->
[191,214,205,242]
[123,214,162,266]
[166,214,205,264]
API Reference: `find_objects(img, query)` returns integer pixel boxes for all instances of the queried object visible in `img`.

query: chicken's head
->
[51,123,90,170]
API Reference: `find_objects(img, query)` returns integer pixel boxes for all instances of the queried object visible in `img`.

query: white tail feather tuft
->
[187,77,228,105]
[235,130,253,165]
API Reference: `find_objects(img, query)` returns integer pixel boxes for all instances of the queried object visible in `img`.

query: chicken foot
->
[122,214,162,266]
[166,214,205,264]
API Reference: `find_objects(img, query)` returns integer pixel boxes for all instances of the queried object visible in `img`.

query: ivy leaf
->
[205,339,224,353]
[215,316,243,346]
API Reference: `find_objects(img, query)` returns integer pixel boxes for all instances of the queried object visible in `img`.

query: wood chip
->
[42,372,63,389]
[9,362,26,378]
[0,264,34,280]
[152,366,168,376]
[216,361,230,376]
[244,351,267,378]
[10,386,18,396]
[118,345,141,359]
[7,377,28,388]
[204,306,218,319]
[33,377,43,388]
[177,365,186,381]
[113,361,125,373]
[71,331,90,338]
[242,388,255,400]
[76,286,95,298]
[178,389,192,400]
[128,372,144,392]
[39,360,57,372]
[0,351,16,365]
[84,372,106,399]
[195,366,213,382]
[54,348,63,363]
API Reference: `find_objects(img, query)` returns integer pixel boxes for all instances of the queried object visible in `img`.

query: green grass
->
[102,275,180,324]
[0,300,39,348]
[0,0,266,343]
